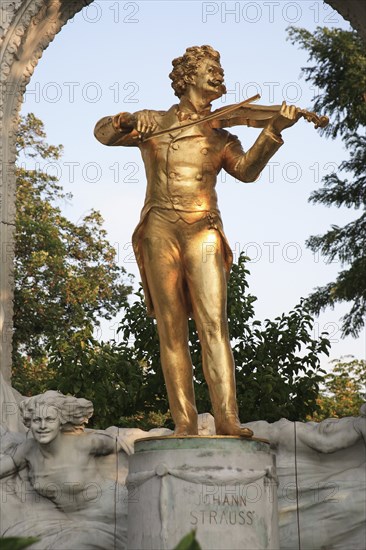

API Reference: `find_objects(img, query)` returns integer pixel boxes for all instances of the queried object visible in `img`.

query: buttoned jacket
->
[95,104,283,217]
[95,104,283,316]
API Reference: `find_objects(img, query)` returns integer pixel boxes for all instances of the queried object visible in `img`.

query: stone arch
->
[0,0,93,382]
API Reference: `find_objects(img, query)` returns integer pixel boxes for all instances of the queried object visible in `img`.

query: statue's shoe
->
[215,416,254,438]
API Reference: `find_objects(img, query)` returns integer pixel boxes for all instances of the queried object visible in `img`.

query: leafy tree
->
[287,27,366,337]
[117,254,331,426]
[13,114,132,403]
[308,357,366,421]
[46,328,145,428]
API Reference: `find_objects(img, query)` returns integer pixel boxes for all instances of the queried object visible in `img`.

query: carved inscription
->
[190,484,257,526]
[190,509,254,526]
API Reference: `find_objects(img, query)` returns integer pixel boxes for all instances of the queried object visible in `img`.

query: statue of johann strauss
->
[95,45,302,437]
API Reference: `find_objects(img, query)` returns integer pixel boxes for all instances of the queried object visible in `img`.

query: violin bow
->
[141,94,261,142]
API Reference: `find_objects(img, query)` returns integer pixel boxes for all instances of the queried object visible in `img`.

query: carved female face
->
[30,404,62,444]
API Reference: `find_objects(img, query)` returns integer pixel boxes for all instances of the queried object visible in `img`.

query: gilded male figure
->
[95,45,300,437]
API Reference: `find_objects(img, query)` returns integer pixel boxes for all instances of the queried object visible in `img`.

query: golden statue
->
[94,45,326,437]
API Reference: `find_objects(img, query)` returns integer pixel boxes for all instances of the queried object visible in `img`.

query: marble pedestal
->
[127,437,279,550]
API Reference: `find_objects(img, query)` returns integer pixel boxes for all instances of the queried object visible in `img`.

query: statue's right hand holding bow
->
[113,110,157,135]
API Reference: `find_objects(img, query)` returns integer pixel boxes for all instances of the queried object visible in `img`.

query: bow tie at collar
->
[176,107,211,123]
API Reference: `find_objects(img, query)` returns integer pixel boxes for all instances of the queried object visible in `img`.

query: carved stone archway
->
[0,0,93,382]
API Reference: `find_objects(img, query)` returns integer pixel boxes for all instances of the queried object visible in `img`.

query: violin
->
[210,93,329,130]
[143,93,328,142]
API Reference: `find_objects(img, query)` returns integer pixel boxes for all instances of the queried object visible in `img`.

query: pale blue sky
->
[20,0,365,366]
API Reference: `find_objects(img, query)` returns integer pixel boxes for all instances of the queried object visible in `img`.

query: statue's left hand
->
[267,101,301,135]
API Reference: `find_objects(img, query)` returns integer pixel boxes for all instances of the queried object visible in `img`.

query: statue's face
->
[30,404,62,444]
[192,58,226,102]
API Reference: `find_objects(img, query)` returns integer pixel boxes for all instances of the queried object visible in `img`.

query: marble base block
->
[127,436,279,550]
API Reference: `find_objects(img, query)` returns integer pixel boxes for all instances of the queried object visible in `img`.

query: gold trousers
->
[141,208,239,433]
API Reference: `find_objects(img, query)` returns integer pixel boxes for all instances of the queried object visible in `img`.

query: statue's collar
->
[176,97,212,121]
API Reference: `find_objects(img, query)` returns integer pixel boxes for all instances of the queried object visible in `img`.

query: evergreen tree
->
[288,27,366,337]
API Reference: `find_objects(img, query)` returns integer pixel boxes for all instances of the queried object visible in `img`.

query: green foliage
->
[13,114,132,407]
[288,27,366,337]
[174,530,202,550]
[309,357,366,421]
[45,328,144,428]
[0,537,39,550]
[118,254,330,425]
[117,286,171,428]
[287,27,366,138]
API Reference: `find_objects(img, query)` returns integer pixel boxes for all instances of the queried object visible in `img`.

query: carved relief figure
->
[0,391,128,548]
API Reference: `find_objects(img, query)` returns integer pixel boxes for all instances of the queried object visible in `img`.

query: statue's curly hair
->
[169,45,221,98]
[19,391,93,433]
